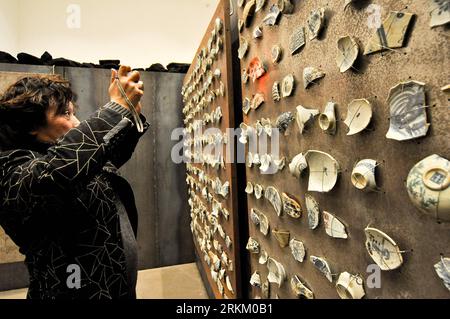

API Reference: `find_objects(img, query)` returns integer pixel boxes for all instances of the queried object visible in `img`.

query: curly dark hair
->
[0,74,75,151]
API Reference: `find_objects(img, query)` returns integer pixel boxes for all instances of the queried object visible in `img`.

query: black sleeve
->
[0,102,149,213]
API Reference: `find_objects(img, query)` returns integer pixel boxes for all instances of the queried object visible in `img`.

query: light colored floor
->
[0,262,208,299]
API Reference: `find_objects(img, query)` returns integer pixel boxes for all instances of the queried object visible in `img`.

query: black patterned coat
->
[0,102,149,299]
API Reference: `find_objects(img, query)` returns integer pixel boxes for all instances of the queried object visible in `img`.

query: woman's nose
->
[72,116,81,127]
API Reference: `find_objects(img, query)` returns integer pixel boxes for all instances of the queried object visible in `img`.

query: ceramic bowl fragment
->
[267,257,287,287]
[264,186,283,216]
[305,194,320,229]
[263,4,281,26]
[248,57,266,82]
[242,68,249,84]
[259,249,269,264]
[310,256,333,282]
[386,80,429,141]
[406,154,450,221]
[364,11,414,55]
[289,153,308,178]
[242,97,251,114]
[291,275,314,299]
[246,237,260,254]
[238,37,249,59]
[243,0,257,27]
[305,150,340,193]
[250,271,262,287]
[303,67,325,89]
[430,0,450,27]
[282,192,302,218]
[296,105,319,134]
[278,0,294,14]
[434,257,450,291]
[319,102,337,134]
[254,184,264,199]
[259,211,270,235]
[245,181,254,194]
[336,272,365,299]
[323,211,348,239]
[256,0,266,12]
[281,74,295,97]
[250,208,261,225]
[272,229,290,248]
[251,92,265,110]
[289,239,306,263]
[336,36,359,73]
[253,26,263,39]
[225,275,234,295]
[307,8,325,40]
[289,27,306,55]
[344,99,372,135]
[276,112,295,135]
[259,154,272,173]
[351,159,378,191]
[271,45,282,64]
[364,227,403,270]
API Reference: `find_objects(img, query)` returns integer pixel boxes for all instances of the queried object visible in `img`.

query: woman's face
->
[33,101,80,143]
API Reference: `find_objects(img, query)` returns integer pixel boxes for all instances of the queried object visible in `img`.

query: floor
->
[0,262,208,299]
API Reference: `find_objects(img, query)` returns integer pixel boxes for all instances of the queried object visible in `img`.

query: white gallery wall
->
[0,0,219,68]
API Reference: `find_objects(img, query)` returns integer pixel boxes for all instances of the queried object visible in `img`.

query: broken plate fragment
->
[305,150,340,193]
[344,98,372,135]
[406,154,450,221]
[282,192,302,218]
[319,102,337,134]
[289,27,306,55]
[289,153,308,178]
[265,186,283,216]
[307,8,325,40]
[281,74,295,98]
[434,257,450,291]
[351,159,378,191]
[250,208,261,225]
[261,279,270,298]
[289,239,306,263]
[276,112,295,135]
[291,275,314,299]
[267,258,287,287]
[323,211,348,239]
[226,276,234,295]
[336,36,359,73]
[364,227,404,270]
[272,229,290,248]
[336,272,365,299]
[296,105,319,134]
[303,67,325,89]
[310,256,333,282]
[246,237,260,254]
[386,80,429,141]
[305,194,320,230]
[364,11,414,55]
[430,0,450,27]
[263,4,281,26]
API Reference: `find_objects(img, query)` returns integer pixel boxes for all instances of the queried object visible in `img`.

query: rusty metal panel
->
[183,0,245,298]
[237,1,449,298]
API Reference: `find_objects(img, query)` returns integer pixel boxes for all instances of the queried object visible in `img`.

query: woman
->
[0,65,148,299]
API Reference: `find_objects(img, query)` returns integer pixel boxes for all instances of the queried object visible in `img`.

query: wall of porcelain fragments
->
[182,1,244,298]
[237,0,449,298]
